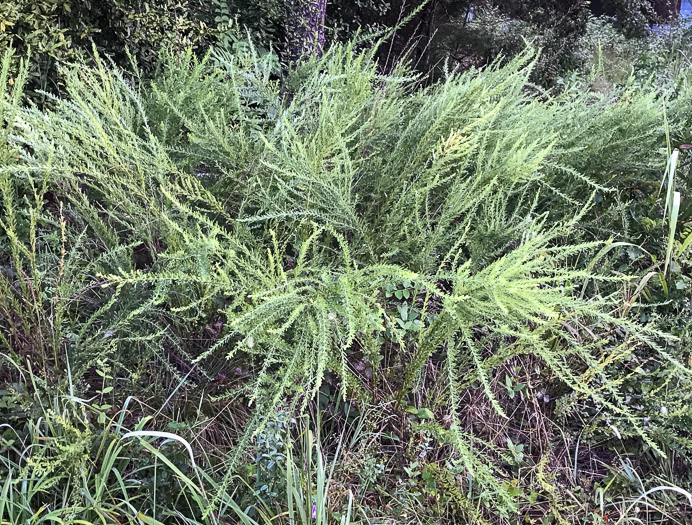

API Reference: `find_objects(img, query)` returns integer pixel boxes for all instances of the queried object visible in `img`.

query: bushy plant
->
[3,31,692,522]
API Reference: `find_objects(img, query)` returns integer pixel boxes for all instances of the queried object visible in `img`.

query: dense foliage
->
[0,0,684,97]
[3,3,692,525]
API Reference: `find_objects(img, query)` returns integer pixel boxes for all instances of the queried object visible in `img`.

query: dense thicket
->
[2,23,692,521]
[3,1,692,523]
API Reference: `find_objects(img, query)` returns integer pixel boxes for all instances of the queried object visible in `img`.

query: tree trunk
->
[285,0,328,65]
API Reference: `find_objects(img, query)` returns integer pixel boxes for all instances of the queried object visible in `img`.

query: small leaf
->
[417,408,434,419]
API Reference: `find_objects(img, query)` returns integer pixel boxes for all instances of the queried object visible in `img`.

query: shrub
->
[2,38,690,522]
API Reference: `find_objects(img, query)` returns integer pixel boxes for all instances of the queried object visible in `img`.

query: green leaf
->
[138,512,166,525]
[417,408,434,419]
[504,485,523,497]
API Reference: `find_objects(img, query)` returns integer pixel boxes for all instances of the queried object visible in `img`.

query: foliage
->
[0,0,215,101]
[1,33,692,524]
[0,383,273,525]
[573,14,692,91]
[212,0,284,52]
[4,0,692,514]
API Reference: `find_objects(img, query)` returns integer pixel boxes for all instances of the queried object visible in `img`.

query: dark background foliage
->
[1,0,684,94]
[0,1,216,95]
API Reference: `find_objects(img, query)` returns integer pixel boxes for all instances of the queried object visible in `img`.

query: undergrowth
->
[2,37,692,524]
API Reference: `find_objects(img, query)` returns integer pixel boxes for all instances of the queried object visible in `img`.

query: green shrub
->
[2,35,692,520]
[0,0,216,102]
